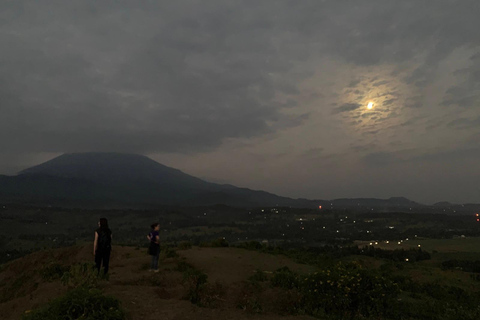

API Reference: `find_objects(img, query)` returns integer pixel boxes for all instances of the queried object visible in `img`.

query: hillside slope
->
[0,245,317,320]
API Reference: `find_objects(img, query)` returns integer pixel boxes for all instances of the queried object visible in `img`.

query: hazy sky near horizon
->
[1,1,480,204]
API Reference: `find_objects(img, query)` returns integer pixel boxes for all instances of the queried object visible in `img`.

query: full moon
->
[367,102,374,110]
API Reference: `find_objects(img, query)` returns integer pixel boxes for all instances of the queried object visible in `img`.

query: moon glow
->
[367,102,374,110]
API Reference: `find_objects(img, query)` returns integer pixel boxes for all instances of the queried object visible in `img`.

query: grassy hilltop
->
[0,244,318,320]
[1,240,480,320]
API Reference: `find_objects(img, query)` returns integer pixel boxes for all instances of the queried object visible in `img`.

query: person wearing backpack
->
[147,223,160,272]
[93,217,112,276]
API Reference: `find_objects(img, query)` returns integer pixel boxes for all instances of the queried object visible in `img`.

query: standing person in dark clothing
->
[94,218,112,276]
[147,223,160,272]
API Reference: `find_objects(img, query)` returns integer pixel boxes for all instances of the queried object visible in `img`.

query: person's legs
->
[102,250,111,275]
[151,254,156,270]
[153,252,159,270]
[95,252,102,273]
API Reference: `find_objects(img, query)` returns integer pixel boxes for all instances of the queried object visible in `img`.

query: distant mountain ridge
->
[0,152,472,213]
[3,153,315,208]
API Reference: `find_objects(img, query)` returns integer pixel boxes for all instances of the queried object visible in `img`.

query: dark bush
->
[200,238,229,248]
[442,260,480,273]
[23,287,125,320]
[182,267,208,304]
[271,267,299,289]
[41,263,70,281]
[178,241,192,250]
[60,262,101,288]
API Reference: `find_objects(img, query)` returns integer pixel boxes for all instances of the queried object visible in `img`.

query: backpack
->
[97,228,112,251]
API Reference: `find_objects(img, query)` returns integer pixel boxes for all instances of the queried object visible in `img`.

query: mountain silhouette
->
[0,152,441,210]
[1,153,315,208]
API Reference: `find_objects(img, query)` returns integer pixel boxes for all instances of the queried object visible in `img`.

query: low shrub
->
[195,281,226,308]
[23,287,125,320]
[212,237,229,247]
[61,262,101,288]
[237,281,263,313]
[41,262,70,281]
[182,267,208,304]
[271,267,299,289]
[301,262,400,319]
[176,260,210,305]
[270,262,400,319]
[237,241,263,250]
[200,238,229,248]
[161,246,179,259]
[442,259,480,273]
[178,241,193,250]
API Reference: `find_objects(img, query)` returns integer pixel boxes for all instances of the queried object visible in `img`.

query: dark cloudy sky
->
[1,1,480,204]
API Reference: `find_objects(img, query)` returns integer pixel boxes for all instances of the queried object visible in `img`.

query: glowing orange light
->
[476,213,479,217]
[477,219,480,222]
[318,205,322,209]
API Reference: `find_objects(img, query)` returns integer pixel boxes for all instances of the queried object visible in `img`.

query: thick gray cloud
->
[0,1,312,154]
[1,0,480,203]
[332,103,362,114]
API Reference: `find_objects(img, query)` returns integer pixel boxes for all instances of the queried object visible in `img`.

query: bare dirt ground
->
[0,245,318,320]
[178,247,317,284]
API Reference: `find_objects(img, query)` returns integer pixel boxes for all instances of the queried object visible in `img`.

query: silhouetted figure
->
[94,218,112,276]
[147,223,160,272]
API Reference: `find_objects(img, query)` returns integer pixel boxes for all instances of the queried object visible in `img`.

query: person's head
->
[99,218,109,229]
[151,222,160,231]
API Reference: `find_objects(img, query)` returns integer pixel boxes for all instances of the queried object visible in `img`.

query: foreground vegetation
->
[228,240,480,320]
[23,287,125,320]
[1,204,480,319]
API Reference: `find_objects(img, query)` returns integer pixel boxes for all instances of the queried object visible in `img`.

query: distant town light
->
[398,242,401,245]
[418,245,421,248]
[319,205,322,209]
[405,258,409,262]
